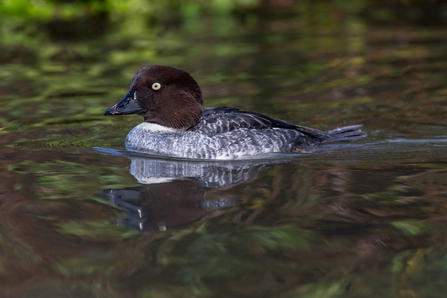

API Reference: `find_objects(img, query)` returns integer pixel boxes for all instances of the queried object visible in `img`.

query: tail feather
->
[324,125,367,143]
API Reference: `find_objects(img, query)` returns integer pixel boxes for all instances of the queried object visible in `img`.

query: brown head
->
[104,65,204,129]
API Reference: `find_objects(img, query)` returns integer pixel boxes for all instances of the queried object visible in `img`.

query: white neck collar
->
[138,122,185,132]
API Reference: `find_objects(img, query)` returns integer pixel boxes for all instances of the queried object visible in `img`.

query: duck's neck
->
[139,122,186,133]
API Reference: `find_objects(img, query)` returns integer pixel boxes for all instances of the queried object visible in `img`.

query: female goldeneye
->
[104,65,366,159]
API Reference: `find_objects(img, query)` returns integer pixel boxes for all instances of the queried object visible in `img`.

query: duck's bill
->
[104,92,145,115]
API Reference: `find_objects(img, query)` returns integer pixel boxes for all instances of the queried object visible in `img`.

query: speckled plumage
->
[125,107,363,159]
[125,121,309,160]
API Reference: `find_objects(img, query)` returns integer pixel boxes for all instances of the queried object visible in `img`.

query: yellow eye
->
[152,82,161,90]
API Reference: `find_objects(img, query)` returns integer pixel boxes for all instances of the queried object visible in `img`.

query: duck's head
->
[105,65,204,129]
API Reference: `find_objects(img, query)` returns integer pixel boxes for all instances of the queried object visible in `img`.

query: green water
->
[1,1,447,297]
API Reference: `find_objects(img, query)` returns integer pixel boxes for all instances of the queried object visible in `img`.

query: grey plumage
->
[125,107,366,160]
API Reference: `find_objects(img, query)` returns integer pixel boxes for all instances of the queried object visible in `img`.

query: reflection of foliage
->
[155,224,312,282]
[8,159,138,199]
[1,0,261,20]
[3,152,447,296]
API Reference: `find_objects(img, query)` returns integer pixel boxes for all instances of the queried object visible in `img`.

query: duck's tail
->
[323,125,367,143]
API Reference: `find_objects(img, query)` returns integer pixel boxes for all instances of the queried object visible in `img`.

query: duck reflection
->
[104,180,206,232]
[103,156,276,232]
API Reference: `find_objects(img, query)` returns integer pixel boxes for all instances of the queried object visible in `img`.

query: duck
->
[104,65,366,160]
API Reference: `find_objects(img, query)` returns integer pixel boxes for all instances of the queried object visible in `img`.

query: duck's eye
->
[152,82,161,90]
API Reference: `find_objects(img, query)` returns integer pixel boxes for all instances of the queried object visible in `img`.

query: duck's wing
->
[189,107,328,138]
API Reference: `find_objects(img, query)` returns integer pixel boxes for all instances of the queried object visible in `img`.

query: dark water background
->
[1,1,447,297]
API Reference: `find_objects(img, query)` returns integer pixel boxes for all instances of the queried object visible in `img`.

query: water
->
[1,1,447,297]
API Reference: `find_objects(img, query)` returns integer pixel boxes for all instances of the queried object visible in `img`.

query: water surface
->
[1,1,447,297]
